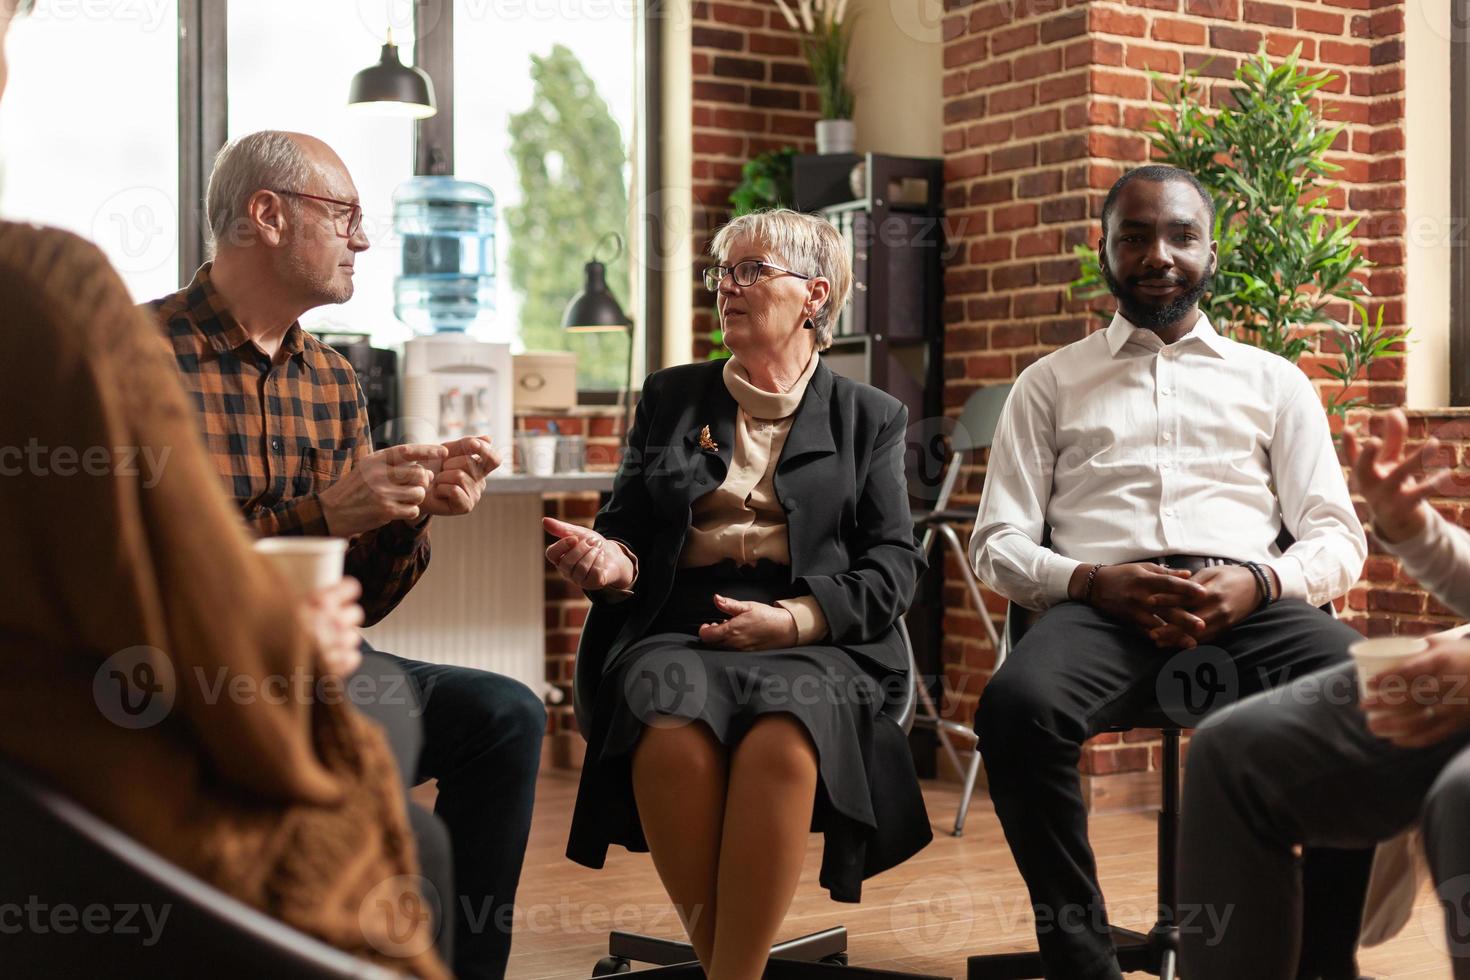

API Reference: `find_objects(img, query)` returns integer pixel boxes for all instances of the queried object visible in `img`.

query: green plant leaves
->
[1070,45,1405,421]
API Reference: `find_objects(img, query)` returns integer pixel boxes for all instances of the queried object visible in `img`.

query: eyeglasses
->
[272,189,364,239]
[703,260,812,292]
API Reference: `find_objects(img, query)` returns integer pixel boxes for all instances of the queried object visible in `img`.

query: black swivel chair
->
[0,757,405,979]
[573,614,946,980]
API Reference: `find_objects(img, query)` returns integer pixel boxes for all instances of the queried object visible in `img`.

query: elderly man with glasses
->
[142,130,545,980]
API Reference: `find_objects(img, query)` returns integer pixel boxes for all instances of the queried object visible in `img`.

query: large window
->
[0,0,180,303]
[0,0,656,391]
[227,1,418,349]
[451,0,638,389]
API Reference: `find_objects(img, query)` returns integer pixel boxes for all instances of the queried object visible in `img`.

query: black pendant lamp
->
[348,28,437,119]
[563,233,636,437]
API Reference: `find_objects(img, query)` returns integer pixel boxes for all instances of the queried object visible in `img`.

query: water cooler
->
[394,176,513,463]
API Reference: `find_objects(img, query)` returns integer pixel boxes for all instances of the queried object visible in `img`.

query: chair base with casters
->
[575,619,944,980]
[966,727,1181,980]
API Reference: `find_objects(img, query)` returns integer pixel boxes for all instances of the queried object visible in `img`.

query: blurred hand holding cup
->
[252,537,349,595]
[1350,636,1431,699]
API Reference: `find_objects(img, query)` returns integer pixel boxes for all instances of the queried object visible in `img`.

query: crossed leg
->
[632,714,819,980]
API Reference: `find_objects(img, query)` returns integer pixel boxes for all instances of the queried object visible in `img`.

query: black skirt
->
[565,560,932,902]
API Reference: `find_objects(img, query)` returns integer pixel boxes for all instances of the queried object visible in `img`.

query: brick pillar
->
[940,0,1407,807]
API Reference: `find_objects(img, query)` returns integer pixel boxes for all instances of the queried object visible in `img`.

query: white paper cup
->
[252,537,348,596]
[1350,636,1431,698]
[527,434,558,477]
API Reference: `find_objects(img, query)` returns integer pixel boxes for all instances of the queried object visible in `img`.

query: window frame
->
[178,0,661,403]
[1453,0,1470,405]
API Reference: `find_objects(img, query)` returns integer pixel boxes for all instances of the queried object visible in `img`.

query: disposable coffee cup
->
[527,434,558,477]
[252,537,348,596]
[1349,636,1431,698]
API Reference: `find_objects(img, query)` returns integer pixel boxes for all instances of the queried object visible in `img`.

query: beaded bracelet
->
[1243,561,1273,607]
[1083,563,1103,605]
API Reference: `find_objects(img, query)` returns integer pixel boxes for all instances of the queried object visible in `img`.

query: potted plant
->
[773,0,855,154]
[1069,47,1403,425]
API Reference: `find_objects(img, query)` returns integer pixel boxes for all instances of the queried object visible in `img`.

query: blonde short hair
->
[709,208,852,351]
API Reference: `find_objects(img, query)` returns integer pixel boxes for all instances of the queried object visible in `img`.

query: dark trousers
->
[1180,660,1470,979]
[355,645,546,980]
[975,600,1373,980]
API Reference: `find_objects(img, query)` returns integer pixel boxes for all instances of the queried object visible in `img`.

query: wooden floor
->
[503,772,1453,979]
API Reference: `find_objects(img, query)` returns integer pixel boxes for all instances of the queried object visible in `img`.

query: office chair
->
[0,758,404,979]
[908,383,1012,837]
[573,615,945,980]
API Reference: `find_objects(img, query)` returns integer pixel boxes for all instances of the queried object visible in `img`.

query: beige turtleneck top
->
[615,349,829,644]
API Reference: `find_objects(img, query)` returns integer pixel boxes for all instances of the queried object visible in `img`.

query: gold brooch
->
[698,425,719,451]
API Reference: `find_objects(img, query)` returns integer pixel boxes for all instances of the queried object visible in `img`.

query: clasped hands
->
[1074,561,1271,650]
[320,435,503,537]
[542,517,798,651]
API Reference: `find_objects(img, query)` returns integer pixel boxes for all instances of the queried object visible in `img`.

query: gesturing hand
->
[697,595,798,651]
[421,435,503,517]
[318,443,448,537]
[542,517,636,592]
[1147,565,1265,649]
[1362,638,1470,748]
[1343,408,1449,545]
[1079,563,1207,644]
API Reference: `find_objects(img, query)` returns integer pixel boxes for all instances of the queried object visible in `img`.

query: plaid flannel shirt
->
[143,264,429,626]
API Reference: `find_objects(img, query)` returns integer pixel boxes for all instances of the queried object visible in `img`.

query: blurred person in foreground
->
[0,0,446,973]
[1181,407,1470,978]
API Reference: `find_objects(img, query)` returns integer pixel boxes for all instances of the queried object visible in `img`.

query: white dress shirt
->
[969,311,1367,611]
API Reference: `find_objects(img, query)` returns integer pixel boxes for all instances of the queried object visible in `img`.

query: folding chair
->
[909,382,1012,836]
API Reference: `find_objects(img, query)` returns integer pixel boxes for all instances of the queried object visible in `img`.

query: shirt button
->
[271,438,283,453]
[1161,387,1173,396]
[1160,461,1172,471]
[1164,508,1176,518]
[1162,432,1173,442]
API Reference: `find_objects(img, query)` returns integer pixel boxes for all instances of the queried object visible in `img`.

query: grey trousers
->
[1179,660,1470,978]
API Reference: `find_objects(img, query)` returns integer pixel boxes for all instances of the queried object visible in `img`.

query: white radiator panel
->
[362,494,546,695]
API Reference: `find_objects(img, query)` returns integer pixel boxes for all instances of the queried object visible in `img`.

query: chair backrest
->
[0,759,400,979]
[951,383,1014,455]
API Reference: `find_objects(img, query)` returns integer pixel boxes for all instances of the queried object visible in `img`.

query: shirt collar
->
[181,262,308,360]
[1103,309,1228,359]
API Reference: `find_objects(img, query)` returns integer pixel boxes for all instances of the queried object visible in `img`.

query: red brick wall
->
[937,0,1408,794]
[516,410,625,748]
[691,0,820,360]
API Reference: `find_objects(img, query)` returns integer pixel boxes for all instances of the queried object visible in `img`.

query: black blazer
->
[582,357,925,677]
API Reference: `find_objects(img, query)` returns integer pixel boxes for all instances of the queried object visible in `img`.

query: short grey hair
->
[205,130,314,253]
[709,208,852,351]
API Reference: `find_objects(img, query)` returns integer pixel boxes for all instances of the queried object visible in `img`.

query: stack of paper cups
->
[399,375,442,444]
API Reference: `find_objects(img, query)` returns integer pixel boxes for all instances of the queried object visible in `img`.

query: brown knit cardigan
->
[0,222,448,979]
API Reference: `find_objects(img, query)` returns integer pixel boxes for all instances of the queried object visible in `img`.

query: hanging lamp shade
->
[562,259,631,332]
[348,29,437,119]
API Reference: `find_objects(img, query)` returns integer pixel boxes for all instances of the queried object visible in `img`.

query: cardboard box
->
[513,351,578,411]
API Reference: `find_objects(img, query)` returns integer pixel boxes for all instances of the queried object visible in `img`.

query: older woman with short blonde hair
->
[544,208,930,979]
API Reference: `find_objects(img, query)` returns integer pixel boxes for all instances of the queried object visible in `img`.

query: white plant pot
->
[815,118,856,155]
